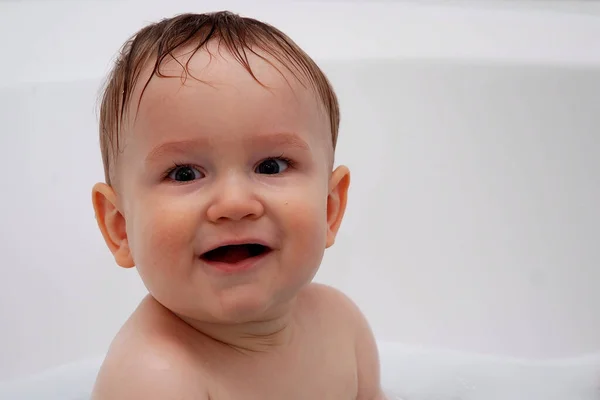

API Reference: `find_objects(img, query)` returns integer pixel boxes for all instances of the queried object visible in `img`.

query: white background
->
[1,0,599,380]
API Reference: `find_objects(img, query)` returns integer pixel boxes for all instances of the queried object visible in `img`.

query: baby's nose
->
[206,178,264,222]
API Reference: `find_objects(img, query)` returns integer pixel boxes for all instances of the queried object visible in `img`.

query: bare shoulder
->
[91,296,209,400]
[302,282,371,328]
[304,283,386,399]
[300,283,378,357]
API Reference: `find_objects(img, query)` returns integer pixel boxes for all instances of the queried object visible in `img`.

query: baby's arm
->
[319,284,386,400]
[353,303,387,400]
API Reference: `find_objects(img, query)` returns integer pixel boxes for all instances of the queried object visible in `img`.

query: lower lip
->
[201,251,271,274]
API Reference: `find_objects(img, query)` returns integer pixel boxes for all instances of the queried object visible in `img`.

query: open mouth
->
[201,244,271,264]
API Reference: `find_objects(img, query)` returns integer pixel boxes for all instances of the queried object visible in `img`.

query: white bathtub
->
[1,341,600,400]
[1,1,600,398]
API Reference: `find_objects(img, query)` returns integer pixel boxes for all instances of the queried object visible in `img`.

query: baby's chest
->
[209,366,357,400]
[207,344,358,400]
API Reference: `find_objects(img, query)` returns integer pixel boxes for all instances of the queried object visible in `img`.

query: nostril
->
[206,198,265,223]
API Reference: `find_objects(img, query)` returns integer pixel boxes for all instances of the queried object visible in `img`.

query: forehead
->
[122,42,331,157]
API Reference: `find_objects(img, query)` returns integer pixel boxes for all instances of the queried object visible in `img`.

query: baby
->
[91,11,386,399]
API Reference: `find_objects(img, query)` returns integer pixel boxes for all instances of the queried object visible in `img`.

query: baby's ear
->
[326,165,350,248]
[92,183,135,268]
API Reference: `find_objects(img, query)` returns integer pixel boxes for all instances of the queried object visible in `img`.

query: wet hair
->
[98,10,340,185]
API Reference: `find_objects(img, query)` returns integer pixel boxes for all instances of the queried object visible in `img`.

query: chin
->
[209,287,295,323]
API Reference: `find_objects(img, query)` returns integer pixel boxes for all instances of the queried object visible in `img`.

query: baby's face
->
[111,44,348,323]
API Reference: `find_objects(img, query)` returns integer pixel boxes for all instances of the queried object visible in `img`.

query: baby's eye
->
[167,165,204,182]
[255,158,290,175]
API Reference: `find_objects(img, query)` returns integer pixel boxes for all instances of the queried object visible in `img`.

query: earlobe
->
[92,183,135,268]
[326,166,350,248]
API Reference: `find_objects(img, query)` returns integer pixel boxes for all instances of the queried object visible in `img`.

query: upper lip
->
[199,238,273,255]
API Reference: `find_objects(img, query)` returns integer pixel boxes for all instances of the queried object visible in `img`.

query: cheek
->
[127,196,200,268]
[281,187,329,249]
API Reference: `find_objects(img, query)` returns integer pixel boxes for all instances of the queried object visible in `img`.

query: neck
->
[176,303,297,354]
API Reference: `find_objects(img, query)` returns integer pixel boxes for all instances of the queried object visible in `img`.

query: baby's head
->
[92,11,350,324]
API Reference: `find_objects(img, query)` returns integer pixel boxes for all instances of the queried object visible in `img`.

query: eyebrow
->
[254,131,311,151]
[144,139,210,164]
[144,132,311,163]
